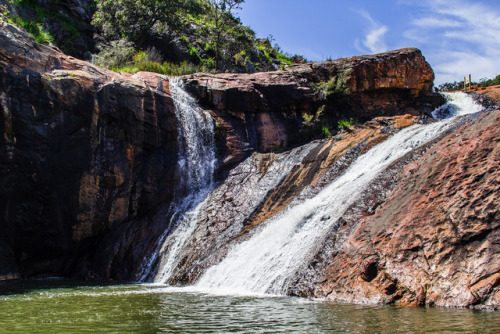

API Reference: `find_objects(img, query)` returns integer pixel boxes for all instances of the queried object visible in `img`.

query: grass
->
[256,40,293,66]
[8,14,54,44]
[109,49,214,76]
[3,0,79,47]
[113,60,213,76]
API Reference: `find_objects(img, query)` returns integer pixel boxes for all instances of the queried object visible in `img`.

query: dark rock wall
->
[0,22,179,279]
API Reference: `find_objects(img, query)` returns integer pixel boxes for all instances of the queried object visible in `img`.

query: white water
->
[432,92,483,119]
[194,92,484,295]
[171,77,216,191]
[138,78,216,282]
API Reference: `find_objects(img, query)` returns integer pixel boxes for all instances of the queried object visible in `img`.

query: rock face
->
[0,21,178,279]
[184,48,443,154]
[0,16,463,289]
[310,109,500,309]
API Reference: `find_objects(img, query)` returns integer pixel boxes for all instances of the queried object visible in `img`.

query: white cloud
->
[356,10,389,54]
[402,0,500,84]
[411,17,461,28]
[365,26,389,54]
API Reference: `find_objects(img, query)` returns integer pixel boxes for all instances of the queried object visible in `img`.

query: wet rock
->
[166,115,419,284]
[309,109,500,309]
[360,258,379,282]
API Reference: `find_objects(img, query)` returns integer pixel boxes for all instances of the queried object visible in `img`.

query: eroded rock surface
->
[184,48,444,153]
[305,109,500,309]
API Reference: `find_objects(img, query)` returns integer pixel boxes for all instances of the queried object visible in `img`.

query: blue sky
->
[238,0,500,85]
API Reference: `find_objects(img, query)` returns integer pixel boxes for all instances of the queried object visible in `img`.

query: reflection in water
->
[0,282,499,333]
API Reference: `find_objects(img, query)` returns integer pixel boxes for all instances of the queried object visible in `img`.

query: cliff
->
[2,14,498,310]
[0,19,179,279]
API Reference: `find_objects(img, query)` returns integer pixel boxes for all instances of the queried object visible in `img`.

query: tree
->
[208,0,245,70]
[92,0,204,46]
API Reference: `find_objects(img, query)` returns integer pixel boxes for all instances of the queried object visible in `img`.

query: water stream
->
[194,92,484,295]
[137,78,217,282]
[144,91,484,297]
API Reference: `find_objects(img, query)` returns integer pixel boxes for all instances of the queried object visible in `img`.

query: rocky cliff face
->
[0,20,179,279]
[184,48,443,157]
[306,109,500,309]
[4,13,496,311]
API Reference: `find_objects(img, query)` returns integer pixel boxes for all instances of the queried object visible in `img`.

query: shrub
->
[303,105,331,139]
[337,118,356,131]
[94,40,137,69]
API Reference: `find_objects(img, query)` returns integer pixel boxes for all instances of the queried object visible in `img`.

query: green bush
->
[94,40,137,69]
[116,60,212,76]
[337,118,356,131]
[95,42,214,76]
[479,74,500,88]
[303,105,331,139]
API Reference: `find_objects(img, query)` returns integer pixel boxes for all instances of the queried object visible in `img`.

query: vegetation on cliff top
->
[92,0,300,74]
[1,0,303,75]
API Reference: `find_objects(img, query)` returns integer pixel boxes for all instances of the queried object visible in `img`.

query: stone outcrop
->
[184,48,443,154]
[288,109,499,309]
[0,17,448,284]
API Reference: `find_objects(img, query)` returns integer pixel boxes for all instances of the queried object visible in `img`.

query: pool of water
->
[0,280,499,333]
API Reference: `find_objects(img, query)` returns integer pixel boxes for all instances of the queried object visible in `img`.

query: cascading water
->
[193,92,485,295]
[137,77,216,282]
[171,78,216,192]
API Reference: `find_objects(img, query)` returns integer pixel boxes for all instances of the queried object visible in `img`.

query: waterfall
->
[171,77,216,191]
[137,77,216,282]
[194,92,484,295]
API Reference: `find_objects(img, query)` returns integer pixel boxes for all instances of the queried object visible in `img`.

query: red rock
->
[314,109,500,309]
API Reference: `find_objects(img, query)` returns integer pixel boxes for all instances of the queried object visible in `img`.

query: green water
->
[0,280,499,333]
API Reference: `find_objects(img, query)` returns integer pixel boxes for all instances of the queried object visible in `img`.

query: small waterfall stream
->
[137,78,216,282]
[193,92,484,295]
[171,78,216,192]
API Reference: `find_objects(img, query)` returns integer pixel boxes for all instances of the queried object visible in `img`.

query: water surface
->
[0,280,499,333]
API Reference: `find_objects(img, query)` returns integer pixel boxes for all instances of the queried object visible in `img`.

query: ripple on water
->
[0,281,499,333]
